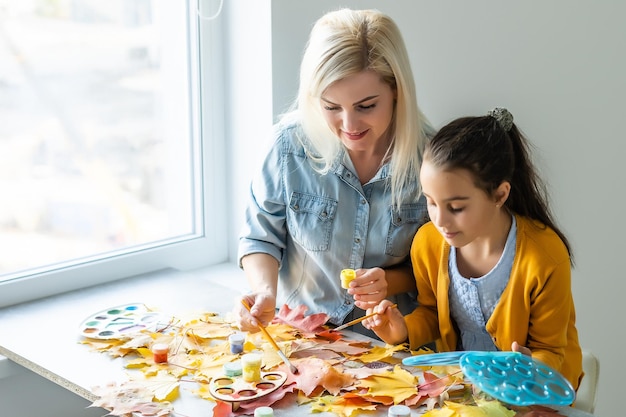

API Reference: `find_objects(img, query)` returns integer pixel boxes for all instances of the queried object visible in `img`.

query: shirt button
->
[354,238,361,243]
[361,199,366,204]
[321,211,327,218]
[345,301,351,305]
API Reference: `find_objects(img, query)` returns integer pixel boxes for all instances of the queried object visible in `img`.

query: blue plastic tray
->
[402,351,465,366]
[402,351,575,406]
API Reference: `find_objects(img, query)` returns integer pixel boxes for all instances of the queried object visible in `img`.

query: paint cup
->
[340,268,356,289]
[223,360,242,377]
[241,353,262,382]
[388,404,412,417]
[151,343,169,364]
[228,332,245,354]
[254,406,274,417]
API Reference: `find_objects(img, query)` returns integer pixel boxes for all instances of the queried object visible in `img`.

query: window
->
[0,0,226,307]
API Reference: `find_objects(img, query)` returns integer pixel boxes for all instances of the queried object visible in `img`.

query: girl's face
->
[420,159,506,248]
[320,70,396,155]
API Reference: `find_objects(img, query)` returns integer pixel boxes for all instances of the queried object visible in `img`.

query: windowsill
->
[0,261,244,405]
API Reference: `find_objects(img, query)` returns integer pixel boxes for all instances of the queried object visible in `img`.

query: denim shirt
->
[238,121,427,325]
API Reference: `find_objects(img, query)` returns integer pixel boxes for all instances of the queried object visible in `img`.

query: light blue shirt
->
[238,121,427,325]
[448,215,517,351]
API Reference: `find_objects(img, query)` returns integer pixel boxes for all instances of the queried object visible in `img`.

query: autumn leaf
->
[211,400,233,417]
[194,353,237,382]
[133,370,180,401]
[182,319,233,341]
[272,304,329,333]
[309,394,378,417]
[316,328,344,341]
[121,333,157,350]
[81,337,136,357]
[418,371,463,398]
[292,357,355,396]
[421,399,517,417]
[357,365,418,404]
[330,340,373,357]
[357,344,407,363]
[90,380,174,416]
[474,399,518,416]
[420,407,455,417]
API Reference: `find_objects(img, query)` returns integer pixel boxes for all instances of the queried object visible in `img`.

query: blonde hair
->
[286,8,433,208]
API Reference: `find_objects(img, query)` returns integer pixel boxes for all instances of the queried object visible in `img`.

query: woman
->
[235,9,434,336]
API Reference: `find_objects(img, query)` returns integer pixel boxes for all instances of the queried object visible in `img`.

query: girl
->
[364,108,583,389]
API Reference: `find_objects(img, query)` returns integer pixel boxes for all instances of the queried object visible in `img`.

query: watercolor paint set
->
[79,303,165,339]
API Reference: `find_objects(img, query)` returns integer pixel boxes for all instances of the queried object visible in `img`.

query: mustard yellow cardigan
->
[405,215,583,390]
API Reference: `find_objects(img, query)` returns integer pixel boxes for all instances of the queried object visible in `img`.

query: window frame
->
[0,1,227,308]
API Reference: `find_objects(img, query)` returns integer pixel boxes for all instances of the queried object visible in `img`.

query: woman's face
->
[320,70,396,155]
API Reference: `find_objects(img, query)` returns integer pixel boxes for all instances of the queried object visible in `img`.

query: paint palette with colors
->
[79,303,166,339]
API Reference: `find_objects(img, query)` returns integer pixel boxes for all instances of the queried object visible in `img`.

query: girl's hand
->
[236,293,276,332]
[361,300,408,345]
[349,267,388,310]
[511,341,532,356]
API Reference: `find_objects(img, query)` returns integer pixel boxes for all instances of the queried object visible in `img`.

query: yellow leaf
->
[134,370,180,402]
[193,382,218,401]
[358,344,407,363]
[474,399,516,417]
[309,395,377,417]
[357,365,418,404]
[438,399,516,417]
[421,407,456,417]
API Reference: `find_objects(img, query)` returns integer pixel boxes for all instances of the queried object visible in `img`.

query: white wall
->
[232,1,624,415]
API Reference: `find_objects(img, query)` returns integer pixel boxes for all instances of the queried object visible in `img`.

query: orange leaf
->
[292,357,356,396]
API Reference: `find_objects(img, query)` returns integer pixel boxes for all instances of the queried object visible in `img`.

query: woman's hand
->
[361,300,408,345]
[348,267,388,310]
[235,293,277,332]
[511,341,532,356]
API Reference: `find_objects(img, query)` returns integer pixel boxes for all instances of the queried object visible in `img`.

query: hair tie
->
[488,107,514,131]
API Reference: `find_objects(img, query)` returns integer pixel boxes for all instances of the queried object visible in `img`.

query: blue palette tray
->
[402,351,575,406]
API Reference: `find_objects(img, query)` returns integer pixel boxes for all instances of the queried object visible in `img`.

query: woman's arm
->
[236,253,280,331]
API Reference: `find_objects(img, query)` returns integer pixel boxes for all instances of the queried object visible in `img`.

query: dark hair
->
[424,114,572,261]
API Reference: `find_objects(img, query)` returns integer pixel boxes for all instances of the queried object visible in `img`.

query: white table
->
[0,265,594,417]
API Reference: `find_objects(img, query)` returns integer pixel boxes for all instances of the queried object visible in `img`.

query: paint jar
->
[241,352,262,382]
[223,360,242,377]
[228,332,245,354]
[254,406,274,417]
[151,343,169,364]
[340,268,356,289]
[388,404,412,417]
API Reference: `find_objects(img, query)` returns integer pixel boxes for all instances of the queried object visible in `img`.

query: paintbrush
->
[241,300,299,374]
[330,303,398,332]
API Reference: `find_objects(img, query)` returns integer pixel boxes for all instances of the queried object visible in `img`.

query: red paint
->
[152,343,169,363]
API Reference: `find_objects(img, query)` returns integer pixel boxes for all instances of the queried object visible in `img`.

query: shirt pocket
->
[386,202,428,257]
[288,192,337,251]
